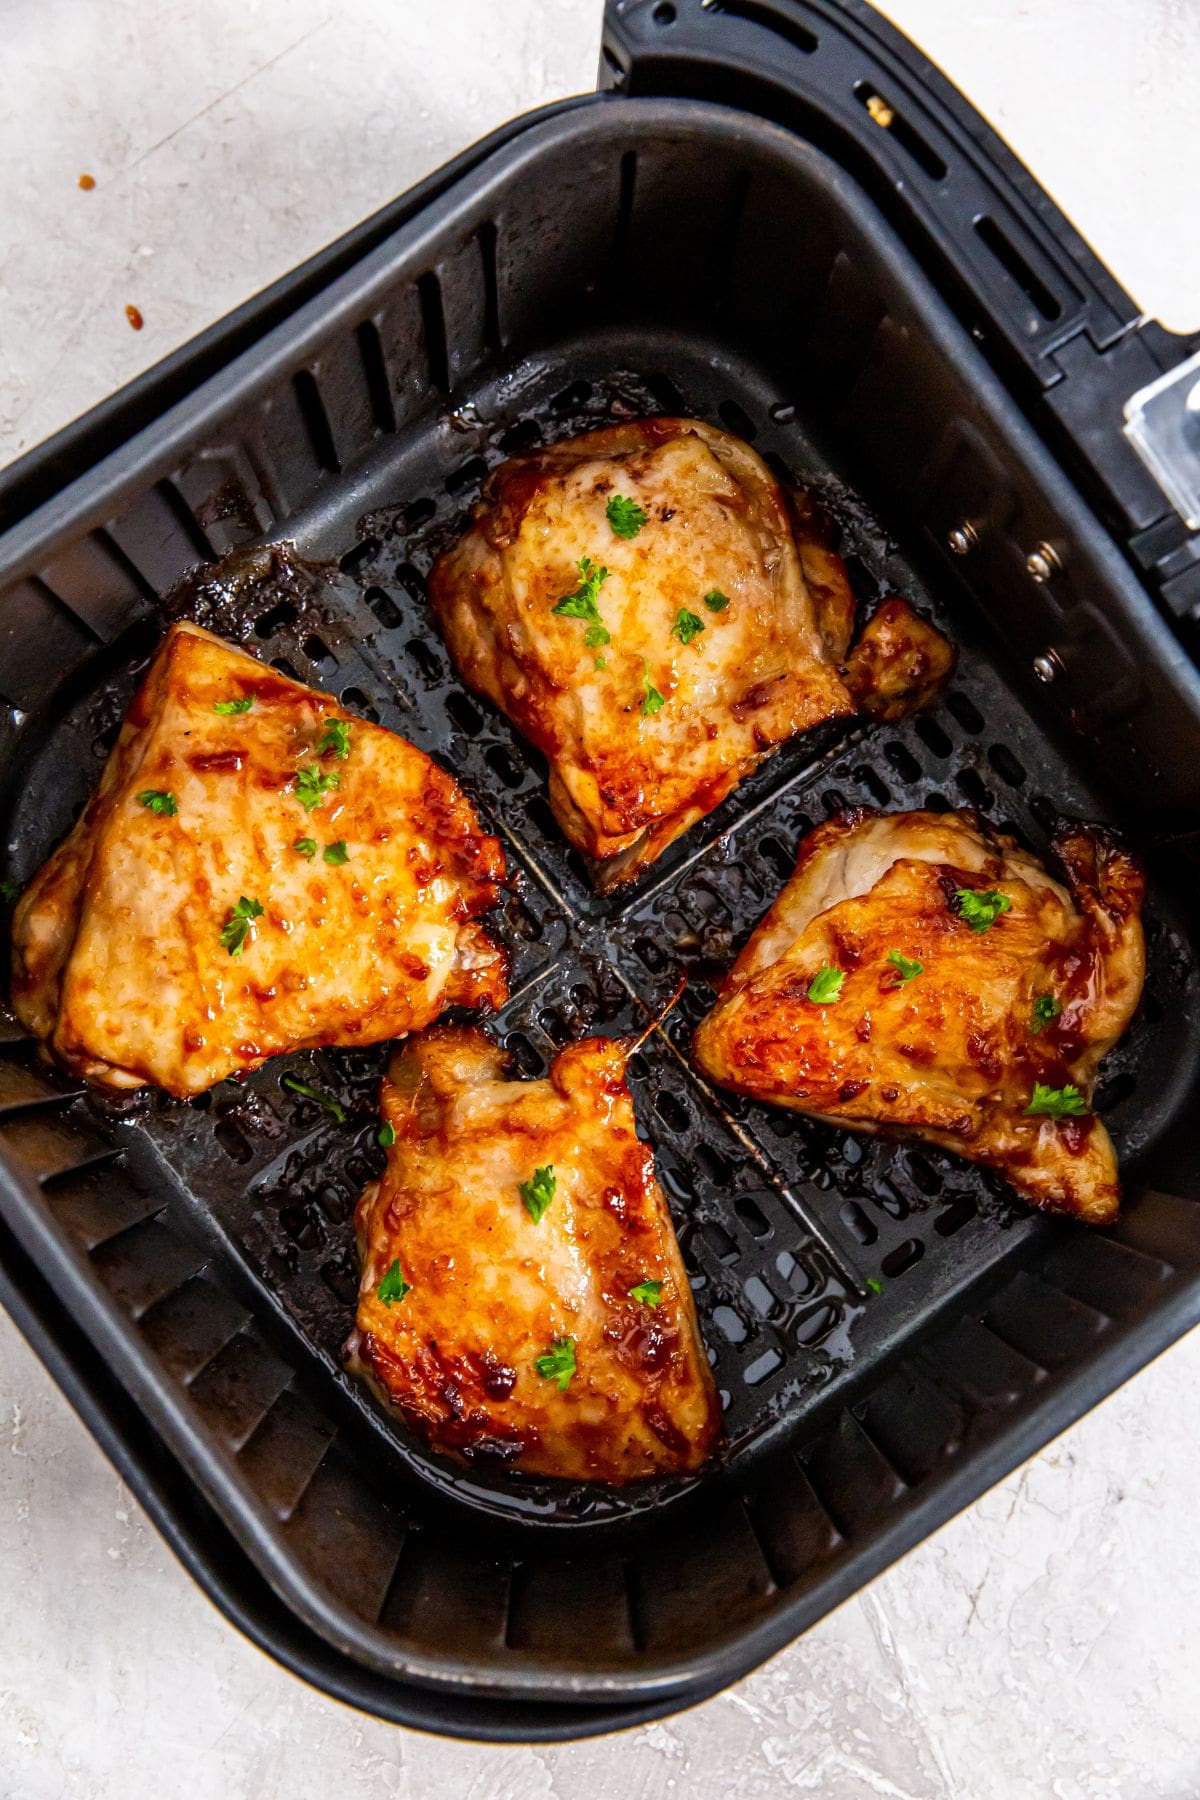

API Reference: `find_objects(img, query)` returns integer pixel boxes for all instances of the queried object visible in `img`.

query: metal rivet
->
[1032,652,1059,684]
[947,522,977,556]
[1026,542,1063,584]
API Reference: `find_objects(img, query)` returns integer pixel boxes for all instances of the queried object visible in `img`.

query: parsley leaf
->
[0,878,19,906]
[865,1276,884,1295]
[378,1121,396,1149]
[1031,994,1063,1034]
[1025,1082,1088,1119]
[294,765,341,812]
[641,661,666,717]
[594,655,607,671]
[214,696,254,715]
[954,888,1012,933]
[317,718,350,759]
[630,1279,664,1307]
[552,556,611,647]
[219,895,264,957]
[886,949,923,986]
[519,1164,556,1224]
[806,966,845,1005]
[606,494,648,539]
[672,607,705,646]
[323,840,349,865]
[377,1259,411,1306]
[281,1074,347,1123]
[703,589,731,613]
[535,1336,577,1391]
[293,837,317,859]
[137,789,178,817]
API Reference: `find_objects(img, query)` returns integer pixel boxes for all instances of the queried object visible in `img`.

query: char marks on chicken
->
[354,1025,720,1481]
[11,621,507,1095]
[430,418,953,889]
[693,808,1145,1224]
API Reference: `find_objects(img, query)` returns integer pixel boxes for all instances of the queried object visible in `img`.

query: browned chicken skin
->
[429,418,952,889]
[693,809,1145,1224]
[10,622,507,1095]
[353,1026,720,1481]
[843,596,958,722]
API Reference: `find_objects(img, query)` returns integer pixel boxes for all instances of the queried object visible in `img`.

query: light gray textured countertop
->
[2,3,1198,1794]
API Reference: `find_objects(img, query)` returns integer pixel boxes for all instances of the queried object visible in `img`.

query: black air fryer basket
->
[2,0,1199,1743]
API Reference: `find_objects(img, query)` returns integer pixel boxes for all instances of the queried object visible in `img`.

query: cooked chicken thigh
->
[353,1025,720,1480]
[11,622,507,1095]
[430,418,950,889]
[693,809,1145,1224]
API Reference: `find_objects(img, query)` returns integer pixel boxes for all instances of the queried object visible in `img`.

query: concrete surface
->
[1,1,1198,1795]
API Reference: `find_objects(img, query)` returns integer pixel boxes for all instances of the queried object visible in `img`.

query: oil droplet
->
[125,304,144,331]
[78,172,96,191]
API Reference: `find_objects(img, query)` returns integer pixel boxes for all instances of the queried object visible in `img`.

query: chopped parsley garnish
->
[293,837,317,859]
[594,655,607,671]
[323,840,349,865]
[281,1074,347,1124]
[672,607,705,646]
[630,1279,664,1308]
[137,789,178,816]
[0,878,19,905]
[886,950,923,986]
[214,696,254,715]
[703,589,731,613]
[318,717,350,759]
[519,1164,556,1225]
[641,661,665,717]
[1031,994,1063,1034]
[606,494,647,539]
[806,966,845,1005]
[219,895,264,957]
[295,765,341,812]
[377,1259,411,1306]
[535,1336,577,1391]
[1025,1082,1088,1119]
[954,888,1012,933]
[552,556,611,648]
[864,1276,884,1296]
[378,1121,396,1149]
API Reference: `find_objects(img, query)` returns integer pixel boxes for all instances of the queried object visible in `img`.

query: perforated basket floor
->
[3,100,1200,1727]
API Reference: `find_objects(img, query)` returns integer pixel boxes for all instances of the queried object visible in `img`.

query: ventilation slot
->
[355,319,395,435]
[946,690,985,734]
[718,398,757,440]
[974,216,1062,321]
[702,0,818,56]
[155,477,215,560]
[853,84,947,180]
[417,271,450,394]
[292,370,341,474]
[478,220,502,353]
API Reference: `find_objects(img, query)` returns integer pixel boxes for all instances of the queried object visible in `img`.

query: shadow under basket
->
[2,96,1200,1739]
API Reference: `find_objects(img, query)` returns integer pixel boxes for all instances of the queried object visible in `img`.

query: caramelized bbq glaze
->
[11,622,507,1094]
[353,1026,720,1480]
[693,809,1144,1224]
[429,418,952,890]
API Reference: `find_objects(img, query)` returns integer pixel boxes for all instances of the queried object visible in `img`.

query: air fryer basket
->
[3,96,1200,1738]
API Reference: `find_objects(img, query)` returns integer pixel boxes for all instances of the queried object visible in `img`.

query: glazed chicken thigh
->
[353,1025,719,1480]
[11,622,507,1095]
[430,418,950,889]
[693,809,1145,1223]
